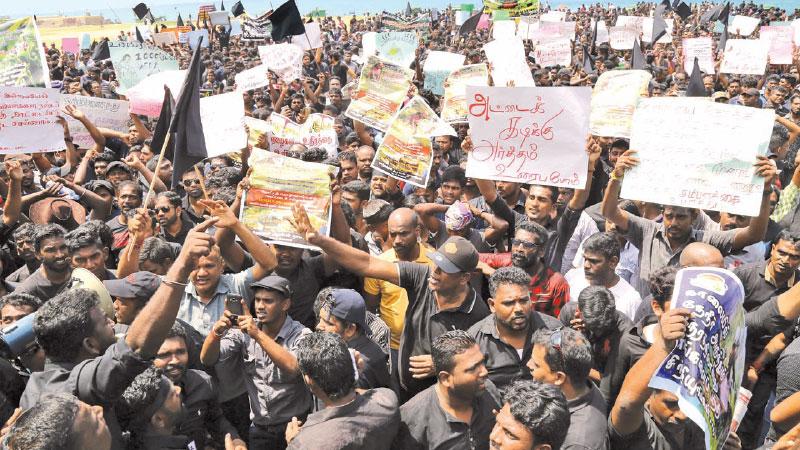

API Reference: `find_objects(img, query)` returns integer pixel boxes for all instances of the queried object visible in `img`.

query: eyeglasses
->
[550,328,564,368]
[182,179,201,187]
[511,239,543,250]
[154,206,172,214]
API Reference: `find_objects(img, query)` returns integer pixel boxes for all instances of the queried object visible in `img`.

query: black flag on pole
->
[685,57,707,97]
[269,0,306,41]
[151,86,175,161]
[135,27,144,43]
[177,13,185,27]
[459,7,484,35]
[231,1,245,17]
[133,2,149,20]
[631,37,646,70]
[169,35,207,189]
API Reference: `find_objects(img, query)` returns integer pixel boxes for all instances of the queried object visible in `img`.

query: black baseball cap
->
[328,289,367,329]
[430,236,479,274]
[104,271,161,301]
[251,275,292,297]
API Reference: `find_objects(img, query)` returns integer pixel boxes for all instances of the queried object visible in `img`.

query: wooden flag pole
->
[142,132,172,208]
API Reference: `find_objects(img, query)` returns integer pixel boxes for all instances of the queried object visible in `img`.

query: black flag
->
[701,2,729,25]
[177,13,185,27]
[269,0,306,41]
[135,27,144,43]
[631,37,646,70]
[718,2,731,25]
[652,4,668,44]
[661,0,672,11]
[685,57,706,97]
[719,21,729,53]
[231,1,245,17]
[675,2,691,20]
[405,1,413,16]
[133,2,149,20]
[221,0,226,11]
[169,35,207,190]
[92,39,109,60]
[459,7,484,35]
[582,45,596,74]
[151,86,175,161]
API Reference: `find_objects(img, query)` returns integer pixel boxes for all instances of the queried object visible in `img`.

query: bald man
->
[678,242,725,268]
[356,145,375,182]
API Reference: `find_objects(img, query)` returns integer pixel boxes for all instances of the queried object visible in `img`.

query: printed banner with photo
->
[0,17,50,88]
[375,32,419,67]
[242,150,336,250]
[484,0,540,16]
[373,96,456,187]
[108,41,179,94]
[441,64,490,123]
[649,267,746,450]
[0,87,63,154]
[345,56,413,132]
[465,86,591,188]
[620,98,774,216]
[59,95,130,149]
[589,70,652,138]
[267,113,338,158]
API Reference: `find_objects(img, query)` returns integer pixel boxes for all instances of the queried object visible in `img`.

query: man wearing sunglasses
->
[154,191,194,245]
[528,327,610,450]
[179,167,208,225]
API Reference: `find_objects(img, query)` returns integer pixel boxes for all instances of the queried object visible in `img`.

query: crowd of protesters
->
[4,1,800,449]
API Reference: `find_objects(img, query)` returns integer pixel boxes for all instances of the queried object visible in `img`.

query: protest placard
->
[153,32,177,46]
[243,116,270,148]
[492,20,517,40]
[160,26,191,40]
[594,19,610,44]
[721,39,769,75]
[455,9,471,26]
[517,17,539,41]
[126,70,185,117]
[373,96,456,186]
[0,17,50,88]
[61,37,79,54]
[107,41,179,95]
[615,15,644,31]
[589,70,651,138]
[209,11,230,26]
[538,20,575,42]
[483,38,535,87]
[730,15,760,36]
[266,113,302,155]
[266,113,338,157]
[242,150,336,250]
[185,30,210,50]
[81,33,91,50]
[258,43,303,83]
[240,16,270,41]
[441,64,489,123]
[375,32,419,67]
[534,39,572,67]
[683,37,715,75]
[289,22,323,51]
[423,51,465,96]
[760,26,794,65]
[541,11,566,22]
[198,4,216,22]
[345,56,413,132]
[234,63,270,92]
[0,87,63,154]
[649,267,746,450]
[465,86,591,188]
[229,18,242,36]
[362,32,377,58]
[793,19,800,45]
[199,92,247,158]
[642,17,673,43]
[609,26,637,50]
[59,95,130,149]
[620,98,774,216]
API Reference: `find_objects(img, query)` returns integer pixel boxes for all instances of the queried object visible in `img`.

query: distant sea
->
[22,0,800,23]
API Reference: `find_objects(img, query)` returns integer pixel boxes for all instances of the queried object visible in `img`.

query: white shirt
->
[560,211,599,273]
[572,239,640,285]
[564,268,643,321]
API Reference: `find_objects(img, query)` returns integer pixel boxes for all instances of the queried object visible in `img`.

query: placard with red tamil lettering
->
[0,87,63,154]
[465,86,591,188]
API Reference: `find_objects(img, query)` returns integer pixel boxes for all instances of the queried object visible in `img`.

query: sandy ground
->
[38,22,179,46]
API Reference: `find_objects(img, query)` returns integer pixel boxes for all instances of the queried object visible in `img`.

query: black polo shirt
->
[606,314,658,410]
[160,212,196,244]
[176,369,238,449]
[397,262,490,398]
[563,383,610,449]
[468,311,561,390]
[348,334,391,390]
[395,384,499,450]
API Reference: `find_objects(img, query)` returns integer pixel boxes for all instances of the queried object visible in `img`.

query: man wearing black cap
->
[316,288,391,389]
[291,204,489,401]
[201,274,312,450]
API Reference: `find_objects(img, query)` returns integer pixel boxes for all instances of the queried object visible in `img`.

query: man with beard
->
[180,166,208,225]
[65,227,115,281]
[338,150,359,185]
[469,267,561,390]
[154,191,194,244]
[394,331,498,449]
[356,145,375,183]
[478,222,571,318]
[152,322,244,449]
[105,180,142,255]
[201,275,312,450]
[364,208,434,370]
[16,224,72,302]
[5,223,39,287]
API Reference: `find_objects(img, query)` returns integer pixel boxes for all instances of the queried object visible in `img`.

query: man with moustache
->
[16,224,72,302]
[469,267,561,390]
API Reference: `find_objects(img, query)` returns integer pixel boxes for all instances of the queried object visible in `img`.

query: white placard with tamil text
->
[199,92,247,158]
[534,39,572,67]
[493,21,517,40]
[465,86,591,188]
[209,11,230,26]
[609,26,638,50]
[423,51,465,96]
[621,98,774,216]
[59,95,130,149]
[258,44,304,83]
[290,22,323,51]
[760,26,794,65]
[153,32,177,46]
[589,70,652,139]
[721,39,769,75]
[483,38,535,87]
[0,87,63,154]
[235,64,271,92]
[683,37,715,75]
[729,15,761,36]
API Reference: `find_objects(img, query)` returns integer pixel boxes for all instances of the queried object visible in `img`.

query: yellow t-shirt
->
[363,245,434,350]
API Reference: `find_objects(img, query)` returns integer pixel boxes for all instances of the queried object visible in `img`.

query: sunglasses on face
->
[183,179,201,187]
[154,206,172,214]
[511,239,542,250]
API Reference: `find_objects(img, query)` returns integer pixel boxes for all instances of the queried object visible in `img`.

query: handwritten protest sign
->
[375,32,419,67]
[483,38,535,87]
[108,41,179,95]
[615,15,644,31]
[609,26,637,50]
[423,51,465,96]
[534,39,572,67]
[258,43,303,83]
[234,64,270,92]
[243,116,270,148]
[465,86,591,188]
[621,98,774,216]
[61,37,79,54]
[289,22,323,51]
[0,87,63,154]
[760,26,794,65]
[589,70,651,138]
[161,26,191,40]
[0,17,50,88]
[649,267,746,450]
[517,17,539,41]
[730,15,760,36]
[185,30,210,50]
[81,33,91,50]
[362,32,377,58]
[541,11,566,22]
[345,56,413,132]
[721,39,769,75]
[373,96,456,186]
[199,92,247,158]
[126,70,185,117]
[492,20,517,40]
[441,64,489,123]
[593,19,610,44]
[683,37,715,75]
[267,113,338,157]
[209,11,230,26]
[538,20,575,42]
[153,32,177,46]
[59,95,130,149]
[642,17,673,43]
[243,150,336,250]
